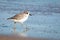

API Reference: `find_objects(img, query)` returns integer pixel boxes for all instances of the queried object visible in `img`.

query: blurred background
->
[0,0,60,39]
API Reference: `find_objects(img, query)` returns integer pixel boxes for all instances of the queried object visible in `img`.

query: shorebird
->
[7,11,31,32]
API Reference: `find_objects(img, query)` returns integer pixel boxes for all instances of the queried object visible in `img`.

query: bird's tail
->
[7,18,11,20]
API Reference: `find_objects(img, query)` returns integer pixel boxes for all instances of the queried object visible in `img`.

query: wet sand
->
[0,34,58,40]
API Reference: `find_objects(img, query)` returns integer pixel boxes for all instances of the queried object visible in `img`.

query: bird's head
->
[23,10,32,16]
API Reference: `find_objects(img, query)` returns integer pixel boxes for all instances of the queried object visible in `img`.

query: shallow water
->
[0,0,60,39]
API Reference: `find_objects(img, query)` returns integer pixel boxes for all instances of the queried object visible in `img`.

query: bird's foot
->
[23,27,30,33]
[13,27,16,33]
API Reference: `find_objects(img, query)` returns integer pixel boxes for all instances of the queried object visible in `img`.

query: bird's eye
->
[26,13,28,14]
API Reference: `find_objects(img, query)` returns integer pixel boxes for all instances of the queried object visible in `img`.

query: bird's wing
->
[9,13,25,20]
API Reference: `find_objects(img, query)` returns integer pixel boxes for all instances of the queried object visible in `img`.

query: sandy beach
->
[0,34,45,40]
[0,34,58,40]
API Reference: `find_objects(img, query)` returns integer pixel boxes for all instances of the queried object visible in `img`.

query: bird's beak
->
[29,14,32,16]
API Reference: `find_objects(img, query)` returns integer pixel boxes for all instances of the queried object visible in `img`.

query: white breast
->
[19,15,29,23]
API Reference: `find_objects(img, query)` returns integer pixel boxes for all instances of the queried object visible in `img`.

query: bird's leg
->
[13,22,16,33]
[20,23,30,33]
